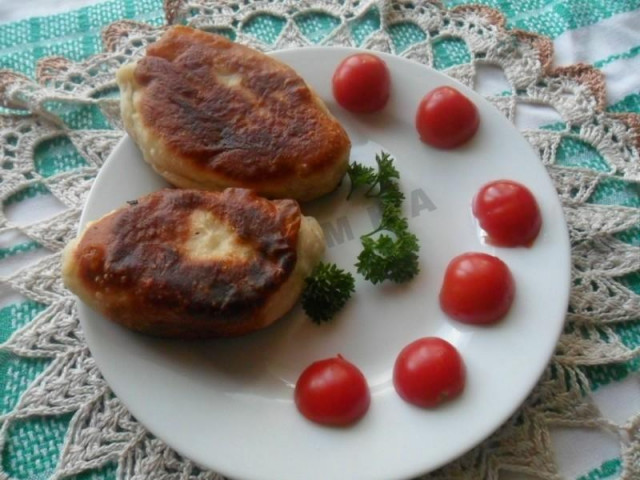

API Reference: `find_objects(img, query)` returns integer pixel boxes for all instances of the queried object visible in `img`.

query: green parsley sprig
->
[301,151,420,323]
[349,152,420,284]
[301,262,355,324]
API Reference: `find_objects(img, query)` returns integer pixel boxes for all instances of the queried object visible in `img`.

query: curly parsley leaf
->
[356,230,419,284]
[376,204,408,234]
[301,262,355,324]
[375,152,401,189]
[347,162,376,198]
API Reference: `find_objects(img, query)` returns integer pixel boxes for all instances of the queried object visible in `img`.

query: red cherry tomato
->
[393,337,465,408]
[294,355,370,426]
[415,86,480,149]
[473,180,542,247]
[439,252,515,325]
[332,53,391,113]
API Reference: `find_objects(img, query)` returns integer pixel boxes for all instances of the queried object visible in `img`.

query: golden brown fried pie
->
[117,26,350,202]
[62,188,325,338]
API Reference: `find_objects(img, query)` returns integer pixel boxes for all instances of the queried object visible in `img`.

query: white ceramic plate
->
[78,47,570,480]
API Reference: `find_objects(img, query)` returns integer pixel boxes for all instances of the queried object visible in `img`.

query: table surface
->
[0,1,638,480]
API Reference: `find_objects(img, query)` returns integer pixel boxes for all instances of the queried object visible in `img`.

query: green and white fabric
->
[0,1,637,479]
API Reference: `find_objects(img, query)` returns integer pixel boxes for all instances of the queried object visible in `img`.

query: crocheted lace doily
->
[0,1,638,478]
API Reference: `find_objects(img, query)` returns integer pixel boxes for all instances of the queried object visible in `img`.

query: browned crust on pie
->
[70,188,300,337]
[131,25,350,191]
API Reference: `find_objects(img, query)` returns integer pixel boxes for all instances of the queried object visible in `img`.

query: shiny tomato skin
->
[393,337,465,408]
[440,252,515,325]
[473,180,542,247]
[332,53,391,113]
[294,355,370,426]
[415,86,480,149]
